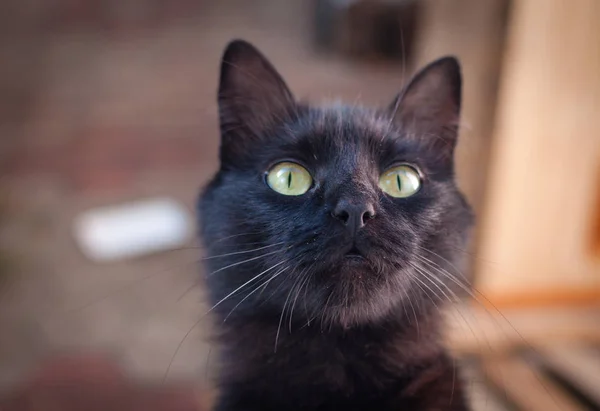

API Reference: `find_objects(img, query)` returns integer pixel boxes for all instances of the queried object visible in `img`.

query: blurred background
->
[0,0,598,410]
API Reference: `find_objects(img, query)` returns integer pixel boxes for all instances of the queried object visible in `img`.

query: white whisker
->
[224,265,290,322]
[202,242,285,260]
[209,260,288,314]
[177,248,288,301]
[275,272,302,352]
[288,270,311,333]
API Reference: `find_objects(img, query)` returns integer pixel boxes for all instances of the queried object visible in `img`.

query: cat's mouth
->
[344,246,365,260]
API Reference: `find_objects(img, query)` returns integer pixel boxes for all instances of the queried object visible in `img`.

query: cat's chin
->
[325,295,397,328]
[320,274,399,327]
[341,254,368,266]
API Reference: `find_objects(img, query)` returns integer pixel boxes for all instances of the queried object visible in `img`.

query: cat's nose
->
[331,199,375,232]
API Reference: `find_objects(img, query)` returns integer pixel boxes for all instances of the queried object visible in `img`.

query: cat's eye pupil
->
[266,162,313,196]
[378,165,421,198]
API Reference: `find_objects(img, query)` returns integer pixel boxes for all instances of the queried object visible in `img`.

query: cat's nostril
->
[332,209,350,223]
[361,209,375,225]
[332,201,375,228]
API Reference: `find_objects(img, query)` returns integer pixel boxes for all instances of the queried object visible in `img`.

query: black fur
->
[199,40,474,411]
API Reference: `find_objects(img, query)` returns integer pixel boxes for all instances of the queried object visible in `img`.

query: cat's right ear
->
[388,57,462,162]
[217,40,296,164]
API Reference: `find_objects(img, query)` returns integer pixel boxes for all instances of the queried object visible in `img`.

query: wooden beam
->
[476,0,600,296]
[481,357,586,411]
[537,345,600,406]
[444,305,600,356]
[414,0,508,214]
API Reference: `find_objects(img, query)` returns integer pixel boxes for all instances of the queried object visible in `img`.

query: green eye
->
[266,162,313,196]
[379,165,421,198]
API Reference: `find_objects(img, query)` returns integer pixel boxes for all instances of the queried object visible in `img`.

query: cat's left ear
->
[388,57,462,159]
[217,40,296,164]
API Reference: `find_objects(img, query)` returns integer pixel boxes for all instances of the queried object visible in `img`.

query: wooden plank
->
[481,356,588,411]
[476,0,600,298]
[414,0,508,214]
[460,362,510,411]
[481,288,600,310]
[444,305,600,356]
[468,385,511,411]
[591,164,600,257]
[537,346,600,406]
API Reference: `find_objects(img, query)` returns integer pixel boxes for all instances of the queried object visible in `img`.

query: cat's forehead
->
[299,104,393,140]
[266,105,405,173]
[261,103,429,171]
[267,103,449,181]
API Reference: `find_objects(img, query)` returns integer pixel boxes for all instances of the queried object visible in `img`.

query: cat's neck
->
[218,306,445,372]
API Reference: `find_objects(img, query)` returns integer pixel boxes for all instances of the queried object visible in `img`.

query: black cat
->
[199,40,474,411]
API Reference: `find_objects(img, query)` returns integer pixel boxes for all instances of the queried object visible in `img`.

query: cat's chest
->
[219,325,445,410]
[222,347,411,411]
[238,335,404,395]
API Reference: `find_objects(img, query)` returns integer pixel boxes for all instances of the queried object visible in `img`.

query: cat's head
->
[199,40,473,328]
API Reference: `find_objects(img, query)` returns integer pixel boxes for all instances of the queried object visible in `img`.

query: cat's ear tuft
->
[389,56,462,159]
[218,40,296,157]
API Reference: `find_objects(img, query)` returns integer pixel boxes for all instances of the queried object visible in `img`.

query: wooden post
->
[476,0,600,305]
[414,0,508,215]
[412,0,509,283]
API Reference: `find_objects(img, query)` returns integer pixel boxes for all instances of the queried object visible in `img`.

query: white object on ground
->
[73,197,193,262]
